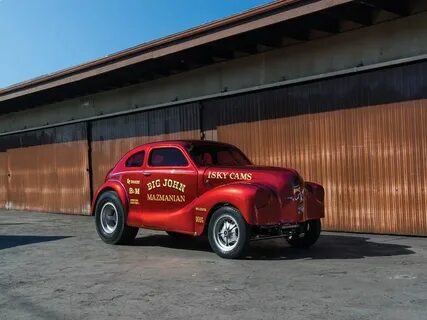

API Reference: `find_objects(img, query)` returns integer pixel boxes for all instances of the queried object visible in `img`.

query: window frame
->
[147,146,191,168]
[125,150,146,168]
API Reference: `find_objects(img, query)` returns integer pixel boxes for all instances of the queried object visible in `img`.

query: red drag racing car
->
[93,140,324,258]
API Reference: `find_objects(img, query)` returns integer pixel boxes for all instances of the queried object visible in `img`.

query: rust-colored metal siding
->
[0,152,7,208]
[204,61,427,236]
[90,103,200,192]
[216,102,427,235]
[0,57,426,237]
[0,124,91,214]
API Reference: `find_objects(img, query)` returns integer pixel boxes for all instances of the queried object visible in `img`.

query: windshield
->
[188,144,252,167]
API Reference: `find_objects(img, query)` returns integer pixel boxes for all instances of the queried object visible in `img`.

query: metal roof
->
[0,0,418,111]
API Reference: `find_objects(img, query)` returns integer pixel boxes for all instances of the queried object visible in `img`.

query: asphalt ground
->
[0,209,426,320]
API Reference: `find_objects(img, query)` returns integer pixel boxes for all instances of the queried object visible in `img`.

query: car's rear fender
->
[193,183,269,235]
[91,180,128,215]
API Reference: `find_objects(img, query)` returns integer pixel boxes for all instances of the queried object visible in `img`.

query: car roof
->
[121,140,237,159]
[114,140,244,170]
[134,140,235,149]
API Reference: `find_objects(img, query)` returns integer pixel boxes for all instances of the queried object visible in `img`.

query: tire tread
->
[95,191,138,245]
[208,206,250,259]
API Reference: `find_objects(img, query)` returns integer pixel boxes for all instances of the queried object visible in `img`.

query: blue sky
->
[0,0,272,88]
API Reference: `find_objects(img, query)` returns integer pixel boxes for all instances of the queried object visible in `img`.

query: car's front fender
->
[192,182,273,235]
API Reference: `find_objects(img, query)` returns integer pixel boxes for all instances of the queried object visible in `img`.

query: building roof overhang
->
[0,0,423,112]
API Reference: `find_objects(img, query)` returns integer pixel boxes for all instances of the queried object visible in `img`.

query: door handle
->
[143,172,152,177]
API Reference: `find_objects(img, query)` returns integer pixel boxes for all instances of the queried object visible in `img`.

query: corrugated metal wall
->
[0,124,91,214]
[0,59,426,236]
[203,61,427,235]
[0,152,7,208]
[90,103,200,191]
[215,103,427,235]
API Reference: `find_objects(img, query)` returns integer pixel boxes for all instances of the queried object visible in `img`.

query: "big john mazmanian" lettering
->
[146,178,186,203]
[147,194,185,202]
[147,178,186,193]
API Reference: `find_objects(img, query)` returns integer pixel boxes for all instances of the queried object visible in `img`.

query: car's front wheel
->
[287,219,321,248]
[95,191,138,245]
[208,206,250,259]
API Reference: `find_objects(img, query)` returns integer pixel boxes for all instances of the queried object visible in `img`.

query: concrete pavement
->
[0,209,426,320]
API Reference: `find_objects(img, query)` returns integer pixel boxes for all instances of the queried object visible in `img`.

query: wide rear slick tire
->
[287,219,321,248]
[208,206,250,259]
[95,191,139,245]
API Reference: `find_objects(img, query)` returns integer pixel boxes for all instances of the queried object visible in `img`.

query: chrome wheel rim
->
[100,202,118,234]
[213,214,239,252]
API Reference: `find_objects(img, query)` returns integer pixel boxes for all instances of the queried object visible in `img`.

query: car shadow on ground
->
[0,235,71,251]
[246,234,415,260]
[132,234,415,260]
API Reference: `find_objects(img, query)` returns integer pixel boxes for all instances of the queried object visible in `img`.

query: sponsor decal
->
[147,194,185,202]
[127,178,141,185]
[207,171,252,181]
[195,216,204,223]
[129,187,140,195]
[195,207,207,212]
[130,198,139,205]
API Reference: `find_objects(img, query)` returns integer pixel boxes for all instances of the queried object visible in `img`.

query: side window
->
[149,148,188,167]
[125,151,145,167]
[217,150,236,165]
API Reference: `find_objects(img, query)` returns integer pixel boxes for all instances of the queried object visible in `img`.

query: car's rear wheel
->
[287,219,321,248]
[208,206,250,259]
[95,191,138,245]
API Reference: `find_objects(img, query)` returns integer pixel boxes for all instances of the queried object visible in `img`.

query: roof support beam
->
[1,0,354,103]
[327,3,374,26]
[271,22,311,42]
[304,14,341,33]
[358,0,411,16]
[211,52,235,62]
[201,43,236,62]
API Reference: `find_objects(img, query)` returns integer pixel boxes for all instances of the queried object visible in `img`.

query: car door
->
[141,146,198,232]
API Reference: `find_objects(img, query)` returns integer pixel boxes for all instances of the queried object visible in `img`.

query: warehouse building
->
[1,0,427,235]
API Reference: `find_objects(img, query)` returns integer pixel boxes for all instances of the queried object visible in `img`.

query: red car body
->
[92,140,324,237]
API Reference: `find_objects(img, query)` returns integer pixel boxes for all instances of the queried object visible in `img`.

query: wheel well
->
[92,187,116,215]
[202,202,234,235]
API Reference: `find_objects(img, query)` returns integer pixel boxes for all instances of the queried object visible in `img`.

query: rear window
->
[125,151,145,167]
[149,148,188,167]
